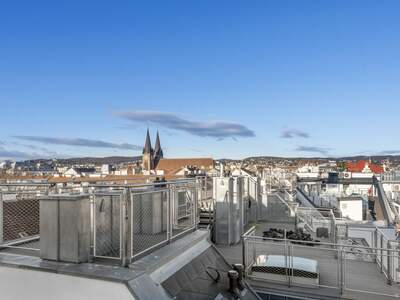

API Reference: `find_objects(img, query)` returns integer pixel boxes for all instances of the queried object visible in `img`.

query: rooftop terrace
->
[1,177,400,299]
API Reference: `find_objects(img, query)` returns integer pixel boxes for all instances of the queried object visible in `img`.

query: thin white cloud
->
[295,145,331,156]
[281,128,309,139]
[377,150,400,155]
[13,136,141,151]
[114,110,255,139]
[0,146,52,160]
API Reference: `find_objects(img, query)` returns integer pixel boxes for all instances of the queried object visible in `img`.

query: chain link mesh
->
[94,194,121,258]
[244,234,400,298]
[171,187,195,237]
[0,181,199,262]
[131,190,169,257]
[1,192,40,243]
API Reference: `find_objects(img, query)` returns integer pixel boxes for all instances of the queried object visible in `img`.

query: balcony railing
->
[243,226,400,299]
[0,178,209,265]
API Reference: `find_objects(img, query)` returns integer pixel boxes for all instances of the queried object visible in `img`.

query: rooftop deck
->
[217,220,400,300]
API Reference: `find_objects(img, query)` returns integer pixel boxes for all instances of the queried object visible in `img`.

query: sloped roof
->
[47,174,183,184]
[346,160,384,174]
[162,245,258,300]
[156,158,214,174]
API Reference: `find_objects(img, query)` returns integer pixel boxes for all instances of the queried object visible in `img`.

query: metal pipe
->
[387,241,393,285]
[228,270,239,294]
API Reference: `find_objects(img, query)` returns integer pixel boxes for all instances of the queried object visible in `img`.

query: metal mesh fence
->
[335,222,347,241]
[290,243,339,290]
[264,194,295,223]
[343,247,400,297]
[93,193,122,259]
[171,186,196,238]
[129,182,198,260]
[296,208,333,235]
[243,233,400,298]
[198,177,213,227]
[130,190,169,258]
[0,180,201,263]
[3,194,40,241]
[245,238,288,285]
[0,192,41,251]
[376,228,391,279]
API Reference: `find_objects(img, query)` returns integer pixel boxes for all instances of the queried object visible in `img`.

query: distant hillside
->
[20,154,400,166]
[22,156,141,165]
[242,155,400,162]
[57,156,142,165]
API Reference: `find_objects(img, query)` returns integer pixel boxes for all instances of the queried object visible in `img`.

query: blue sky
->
[1,1,400,160]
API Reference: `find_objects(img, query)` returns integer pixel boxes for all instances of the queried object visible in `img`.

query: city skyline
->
[1,1,400,160]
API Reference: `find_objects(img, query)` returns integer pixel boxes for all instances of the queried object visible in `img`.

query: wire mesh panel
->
[296,208,333,239]
[130,189,169,259]
[290,243,340,293]
[198,177,214,229]
[264,194,295,223]
[171,186,196,238]
[343,247,400,298]
[346,227,375,248]
[375,229,391,277]
[335,223,347,241]
[245,237,289,285]
[390,241,400,283]
[93,193,122,259]
[244,234,400,298]
[0,192,41,252]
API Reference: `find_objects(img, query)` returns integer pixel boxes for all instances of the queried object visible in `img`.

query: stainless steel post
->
[88,193,94,263]
[381,233,384,273]
[120,188,129,267]
[387,241,393,285]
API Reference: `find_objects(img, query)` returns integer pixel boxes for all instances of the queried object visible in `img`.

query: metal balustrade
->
[243,226,400,299]
[0,178,207,265]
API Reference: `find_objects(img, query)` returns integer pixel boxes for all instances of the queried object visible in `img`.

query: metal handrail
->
[243,233,400,253]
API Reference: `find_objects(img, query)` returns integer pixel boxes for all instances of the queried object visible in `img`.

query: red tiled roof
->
[156,158,214,174]
[346,160,384,174]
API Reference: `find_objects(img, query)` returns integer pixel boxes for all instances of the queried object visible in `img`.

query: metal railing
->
[0,178,205,265]
[90,179,200,263]
[296,207,334,238]
[243,229,400,298]
[335,225,400,284]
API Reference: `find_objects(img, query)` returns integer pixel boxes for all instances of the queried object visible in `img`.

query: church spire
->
[143,128,153,154]
[154,130,163,157]
[153,130,163,168]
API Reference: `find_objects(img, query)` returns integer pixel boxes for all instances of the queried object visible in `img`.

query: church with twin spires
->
[142,129,164,173]
[141,129,213,177]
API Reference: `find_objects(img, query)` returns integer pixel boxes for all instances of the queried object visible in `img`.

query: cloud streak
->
[114,111,255,139]
[0,148,34,160]
[0,146,55,160]
[377,150,400,155]
[13,136,142,151]
[281,128,309,139]
[295,145,331,156]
